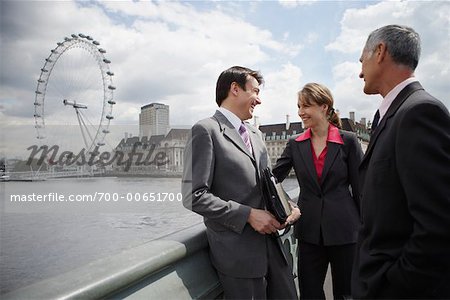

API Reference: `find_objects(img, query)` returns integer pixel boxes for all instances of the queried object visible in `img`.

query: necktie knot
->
[239,123,253,154]
[238,123,247,135]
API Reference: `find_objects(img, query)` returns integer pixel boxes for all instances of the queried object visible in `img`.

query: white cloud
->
[305,32,319,45]
[331,61,377,123]
[101,1,161,18]
[1,0,302,131]
[1,0,448,153]
[326,1,416,54]
[278,0,317,9]
[327,1,450,120]
[256,63,303,125]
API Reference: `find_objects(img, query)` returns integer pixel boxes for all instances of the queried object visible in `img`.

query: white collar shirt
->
[218,107,244,133]
[378,77,418,122]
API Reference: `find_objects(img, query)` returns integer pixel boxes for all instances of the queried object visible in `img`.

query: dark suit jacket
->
[273,128,363,246]
[182,110,286,278]
[352,82,450,299]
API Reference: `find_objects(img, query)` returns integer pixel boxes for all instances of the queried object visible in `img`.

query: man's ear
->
[376,42,388,64]
[230,82,239,96]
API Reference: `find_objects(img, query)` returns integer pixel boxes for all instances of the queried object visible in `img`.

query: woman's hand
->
[283,203,301,227]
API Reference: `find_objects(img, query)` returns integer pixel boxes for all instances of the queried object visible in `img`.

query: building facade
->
[113,112,369,175]
[139,103,170,138]
[259,121,304,166]
[158,129,189,173]
[112,128,189,175]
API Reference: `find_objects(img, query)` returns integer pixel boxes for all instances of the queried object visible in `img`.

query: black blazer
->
[273,128,363,246]
[351,82,450,299]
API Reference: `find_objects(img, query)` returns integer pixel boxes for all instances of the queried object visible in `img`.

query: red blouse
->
[295,124,343,181]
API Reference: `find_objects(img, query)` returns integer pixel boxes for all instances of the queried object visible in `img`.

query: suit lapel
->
[296,140,321,190]
[247,126,262,170]
[213,111,255,162]
[321,141,340,185]
[361,82,424,167]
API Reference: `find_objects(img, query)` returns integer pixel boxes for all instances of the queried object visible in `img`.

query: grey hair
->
[364,25,421,71]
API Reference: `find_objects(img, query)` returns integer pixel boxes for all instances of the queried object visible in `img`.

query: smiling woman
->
[273,82,364,299]
[298,83,341,131]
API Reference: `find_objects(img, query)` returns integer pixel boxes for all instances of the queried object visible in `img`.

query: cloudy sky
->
[1,1,449,148]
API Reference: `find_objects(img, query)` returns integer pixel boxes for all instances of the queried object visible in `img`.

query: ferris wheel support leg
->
[76,109,91,151]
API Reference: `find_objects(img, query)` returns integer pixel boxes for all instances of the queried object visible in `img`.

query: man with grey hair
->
[352,25,450,298]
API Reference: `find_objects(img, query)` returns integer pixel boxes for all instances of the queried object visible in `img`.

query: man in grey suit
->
[352,25,450,298]
[182,66,300,299]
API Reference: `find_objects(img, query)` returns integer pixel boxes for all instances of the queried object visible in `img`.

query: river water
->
[0,176,298,294]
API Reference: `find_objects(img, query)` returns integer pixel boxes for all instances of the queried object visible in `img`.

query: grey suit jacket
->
[182,110,278,278]
[273,129,363,246]
[352,82,450,298]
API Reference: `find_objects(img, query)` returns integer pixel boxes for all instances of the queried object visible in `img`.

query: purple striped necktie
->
[239,123,253,154]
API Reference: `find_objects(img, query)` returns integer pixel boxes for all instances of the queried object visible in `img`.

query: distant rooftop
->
[116,135,165,149]
[259,122,304,139]
[140,103,168,110]
[341,118,356,132]
[163,128,190,141]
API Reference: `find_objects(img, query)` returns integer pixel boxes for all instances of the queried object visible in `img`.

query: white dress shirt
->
[378,77,418,122]
[218,107,244,134]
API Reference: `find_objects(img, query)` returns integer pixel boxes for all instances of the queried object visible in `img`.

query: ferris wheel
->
[33,33,116,154]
